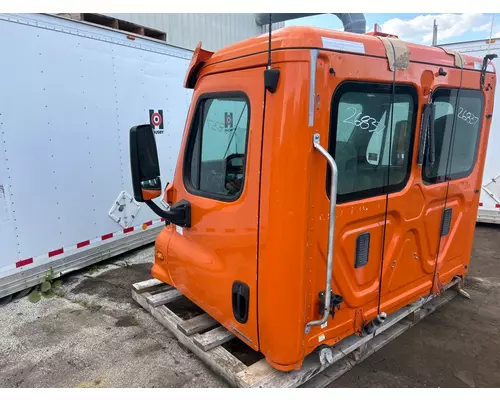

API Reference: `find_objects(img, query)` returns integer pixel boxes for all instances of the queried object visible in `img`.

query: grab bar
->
[305,133,339,334]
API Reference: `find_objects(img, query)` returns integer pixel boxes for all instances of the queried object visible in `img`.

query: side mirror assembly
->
[129,125,191,227]
[480,54,497,89]
[130,124,162,202]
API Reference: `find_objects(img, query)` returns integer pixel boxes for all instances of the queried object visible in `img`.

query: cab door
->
[326,81,422,328]
[420,84,486,289]
[163,67,264,350]
[305,49,457,352]
[306,50,424,347]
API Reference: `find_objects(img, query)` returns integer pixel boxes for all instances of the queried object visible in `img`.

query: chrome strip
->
[309,49,319,127]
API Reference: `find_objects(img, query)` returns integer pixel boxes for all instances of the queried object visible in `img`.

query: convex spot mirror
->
[130,124,162,202]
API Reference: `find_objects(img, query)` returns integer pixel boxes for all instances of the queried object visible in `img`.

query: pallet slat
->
[145,288,182,307]
[57,13,167,41]
[193,326,235,351]
[178,313,219,336]
[132,278,166,293]
[132,277,460,388]
[236,359,274,388]
[131,290,246,387]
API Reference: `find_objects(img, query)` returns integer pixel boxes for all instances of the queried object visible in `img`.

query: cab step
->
[132,277,461,388]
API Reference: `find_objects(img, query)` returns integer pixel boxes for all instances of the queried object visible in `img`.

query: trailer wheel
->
[13,287,33,300]
[0,294,13,307]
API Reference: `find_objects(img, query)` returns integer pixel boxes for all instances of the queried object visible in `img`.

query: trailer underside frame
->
[0,226,162,300]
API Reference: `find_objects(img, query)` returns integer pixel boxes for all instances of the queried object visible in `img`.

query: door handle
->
[232,281,249,324]
[305,133,339,334]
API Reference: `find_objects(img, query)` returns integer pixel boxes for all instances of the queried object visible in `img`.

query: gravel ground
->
[0,246,225,388]
[0,224,499,388]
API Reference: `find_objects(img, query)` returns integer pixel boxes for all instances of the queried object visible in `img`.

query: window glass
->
[186,96,249,198]
[329,83,416,202]
[423,89,483,183]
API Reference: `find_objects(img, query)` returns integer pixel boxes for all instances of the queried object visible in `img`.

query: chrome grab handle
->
[305,133,338,334]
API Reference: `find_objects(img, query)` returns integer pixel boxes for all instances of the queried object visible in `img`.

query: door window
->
[423,89,484,184]
[328,82,417,203]
[184,94,250,200]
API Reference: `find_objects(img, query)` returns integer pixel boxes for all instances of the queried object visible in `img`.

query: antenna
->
[263,13,280,93]
[432,19,438,46]
[487,14,495,53]
[267,13,272,70]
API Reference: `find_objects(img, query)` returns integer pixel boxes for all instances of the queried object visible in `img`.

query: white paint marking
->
[322,37,365,54]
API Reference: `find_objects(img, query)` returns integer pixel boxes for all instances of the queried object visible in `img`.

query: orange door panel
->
[155,67,265,350]
[421,78,492,289]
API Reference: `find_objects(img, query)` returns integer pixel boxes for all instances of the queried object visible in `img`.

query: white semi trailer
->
[0,13,192,302]
[443,38,500,224]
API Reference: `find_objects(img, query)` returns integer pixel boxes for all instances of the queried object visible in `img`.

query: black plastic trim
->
[441,207,453,237]
[264,68,280,93]
[355,232,371,268]
[232,281,250,324]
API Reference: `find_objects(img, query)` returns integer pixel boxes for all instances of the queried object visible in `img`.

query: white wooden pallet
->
[132,277,461,388]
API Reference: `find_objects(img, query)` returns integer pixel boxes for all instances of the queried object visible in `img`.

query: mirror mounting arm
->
[145,199,192,228]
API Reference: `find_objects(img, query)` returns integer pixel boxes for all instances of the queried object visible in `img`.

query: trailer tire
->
[13,287,33,300]
[0,294,13,307]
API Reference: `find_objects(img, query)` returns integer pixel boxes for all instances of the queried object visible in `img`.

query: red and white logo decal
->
[151,112,162,127]
[149,109,164,131]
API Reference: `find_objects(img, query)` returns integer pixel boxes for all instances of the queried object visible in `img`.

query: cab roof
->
[205,25,495,73]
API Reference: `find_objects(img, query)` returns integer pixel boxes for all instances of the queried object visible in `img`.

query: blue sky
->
[286,13,499,45]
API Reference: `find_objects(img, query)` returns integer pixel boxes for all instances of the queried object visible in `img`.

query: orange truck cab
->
[129,25,496,371]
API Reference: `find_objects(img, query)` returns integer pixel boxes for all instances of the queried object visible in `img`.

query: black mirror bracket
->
[480,54,497,89]
[145,199,192,228]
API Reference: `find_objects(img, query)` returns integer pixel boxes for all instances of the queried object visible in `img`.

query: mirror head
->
[130,124,162,202]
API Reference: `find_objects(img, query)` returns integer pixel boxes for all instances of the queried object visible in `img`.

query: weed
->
[28,266,63,303]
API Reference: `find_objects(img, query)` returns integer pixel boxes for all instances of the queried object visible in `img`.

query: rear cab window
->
[183,93,250,201]
[328,82,417,203]
[423,88,484,183]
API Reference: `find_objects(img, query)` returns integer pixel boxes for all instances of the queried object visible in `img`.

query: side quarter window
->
[423,89,484,183]
[184,94,250,200]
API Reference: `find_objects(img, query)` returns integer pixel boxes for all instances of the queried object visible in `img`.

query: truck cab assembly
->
[129,23,497,372]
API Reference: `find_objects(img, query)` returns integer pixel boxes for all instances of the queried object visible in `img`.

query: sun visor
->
[378,37,410,71]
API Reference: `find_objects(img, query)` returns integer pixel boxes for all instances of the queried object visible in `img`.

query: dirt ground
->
[0,224,499,388]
